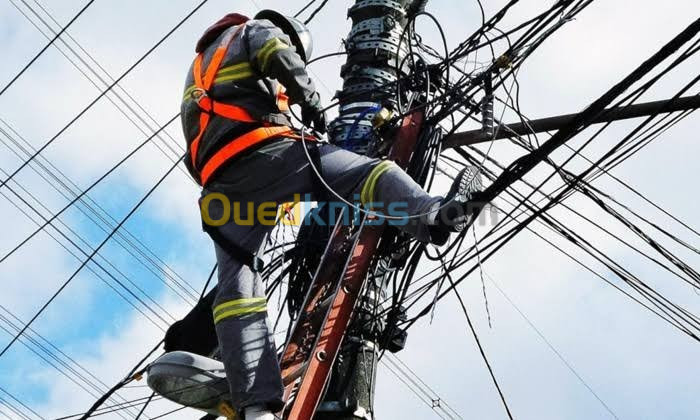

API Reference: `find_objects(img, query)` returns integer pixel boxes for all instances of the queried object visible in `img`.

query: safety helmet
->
[255,10,313,63]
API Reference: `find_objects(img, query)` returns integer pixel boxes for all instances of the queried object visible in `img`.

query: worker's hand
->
[301,94,327,134]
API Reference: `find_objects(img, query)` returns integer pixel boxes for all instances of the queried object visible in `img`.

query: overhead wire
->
[0,0,210,191]
[294,0,318,18]
[9,0,194,182]
[383,353,463,419]
[303,0,329,25]
[0,166,180,322]
[0,155,182,358]
[0,396,30,420]
[0,119,199,304]
[71,264,218,419]
[3,2,700,418]
[0,0,96,96]
[0,171,171,332]
[438,257,513,420]
[0,113,181,267]
[488,94,700,241]
[433,19,700,290]
[485,274,620,419]
[0,387,42,420]
[0,306,141,419]
[422,148,700,339]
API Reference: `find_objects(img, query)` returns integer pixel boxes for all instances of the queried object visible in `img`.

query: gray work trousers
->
[200,139,439,411]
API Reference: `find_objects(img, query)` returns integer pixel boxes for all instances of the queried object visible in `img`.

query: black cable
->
[0,0,209,191]
[69,262,218,419]
[200,264,218,300]
[294,0,317,18]
[0,113,180,266]
[0,156,182,358]
[0,0,96,96]
[440,262,513,420]
[303,0,329,25]
[488,94,699,239]
[454,113,700,289]
[476,18,700,242]
[11,0,194,181]
[0,312,144,418]
[0,387,42,420]
[55,395,163,420]
[77,339,164,420]
[431,131,700,337]
[0,122,198,303]
[134,392,155,420]
[0,171,179,325]
[307,51,347,65]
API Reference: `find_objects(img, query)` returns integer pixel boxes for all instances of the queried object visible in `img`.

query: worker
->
[181,10,483,420]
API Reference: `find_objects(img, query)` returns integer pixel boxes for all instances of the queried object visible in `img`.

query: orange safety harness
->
[188,23,305,186]
[191,23,322,272]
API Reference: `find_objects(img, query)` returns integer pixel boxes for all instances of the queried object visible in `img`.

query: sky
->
[0,0,699,419]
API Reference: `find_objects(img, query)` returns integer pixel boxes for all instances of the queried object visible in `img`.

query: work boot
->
[429,166,484,245]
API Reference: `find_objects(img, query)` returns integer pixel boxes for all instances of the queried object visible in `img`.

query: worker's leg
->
[202,143,375,412]
[202,139,471,412]
[202,195,283,411]
[298,142,442,242]
[210,140,441,236]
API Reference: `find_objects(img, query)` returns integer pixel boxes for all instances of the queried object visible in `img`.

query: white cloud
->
[0,0,698,419]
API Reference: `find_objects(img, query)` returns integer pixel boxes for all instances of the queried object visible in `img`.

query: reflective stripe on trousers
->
[214,297,267,324]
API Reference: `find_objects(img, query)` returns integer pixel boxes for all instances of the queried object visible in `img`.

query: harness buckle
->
[191,87,208,104]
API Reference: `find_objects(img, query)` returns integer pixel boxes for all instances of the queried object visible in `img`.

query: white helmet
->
[255,10,314,63]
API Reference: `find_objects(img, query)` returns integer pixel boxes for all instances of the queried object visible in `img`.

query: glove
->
[301,94,327,134]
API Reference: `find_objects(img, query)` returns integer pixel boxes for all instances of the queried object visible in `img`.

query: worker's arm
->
[247,20,320,107]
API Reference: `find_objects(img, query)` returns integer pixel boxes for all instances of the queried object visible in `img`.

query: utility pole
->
[317,1,425,419]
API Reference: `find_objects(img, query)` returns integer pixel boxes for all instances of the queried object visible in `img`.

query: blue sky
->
[0,0,699,419]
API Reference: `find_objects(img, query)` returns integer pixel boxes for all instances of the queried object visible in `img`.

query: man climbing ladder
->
[180,10,483,420]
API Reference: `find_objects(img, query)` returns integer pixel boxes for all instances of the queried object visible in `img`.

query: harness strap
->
[197,97,257,123]
[189,24,320,272]
[190,24,247,168]
[200,126,294,186]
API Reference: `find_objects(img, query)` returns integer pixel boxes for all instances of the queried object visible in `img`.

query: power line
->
[383,354,463,419]
[0,386,42,420]
[0,156,182,358]
[0,113,180,267]
[0,306,140,419]
[73,265,217,419]
[0,0,95,96]
[0,168,178,324]
[417,19,700,321]
[0,176,170,332]
[0,0,210,191]
[484,275,620,419]
[0,396,30,420]
[440,262,514,419]
[303,0,329,25]
[0,119,199,303]
[9,0,194,182]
